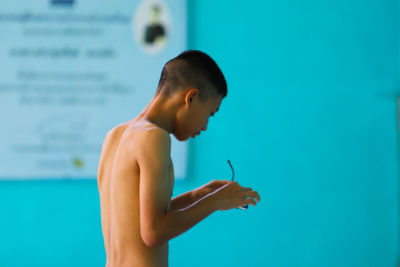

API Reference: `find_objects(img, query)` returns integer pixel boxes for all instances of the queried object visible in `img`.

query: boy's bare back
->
[97,119,174,267]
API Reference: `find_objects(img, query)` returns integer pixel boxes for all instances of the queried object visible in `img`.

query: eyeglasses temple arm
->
[227,160,235,181]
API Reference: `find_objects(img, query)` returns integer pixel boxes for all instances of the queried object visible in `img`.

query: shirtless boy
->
[97,50,261,267]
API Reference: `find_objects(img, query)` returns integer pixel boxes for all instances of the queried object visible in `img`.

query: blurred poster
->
[0,0,187,179]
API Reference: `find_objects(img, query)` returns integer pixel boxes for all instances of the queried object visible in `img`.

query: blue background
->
[0,0,399,266]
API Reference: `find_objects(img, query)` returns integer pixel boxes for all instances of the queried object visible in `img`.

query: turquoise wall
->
[0,1,399,266]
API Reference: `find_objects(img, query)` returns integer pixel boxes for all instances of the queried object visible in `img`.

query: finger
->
[243,191,261,202]
[243,197,257,206]
[240,187,252,192]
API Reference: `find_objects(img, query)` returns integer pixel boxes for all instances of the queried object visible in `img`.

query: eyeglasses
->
[227,160,248,209]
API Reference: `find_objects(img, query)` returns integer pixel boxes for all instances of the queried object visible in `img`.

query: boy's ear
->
[184,88,199,108]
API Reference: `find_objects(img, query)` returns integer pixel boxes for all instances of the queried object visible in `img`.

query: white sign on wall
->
[0,0,187,179]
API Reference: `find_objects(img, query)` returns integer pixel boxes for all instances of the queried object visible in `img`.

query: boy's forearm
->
[157,192,219,245]
[169,191,195,211]
[169,187,208,211]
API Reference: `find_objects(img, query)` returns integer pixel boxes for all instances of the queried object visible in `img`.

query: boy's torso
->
[97,119,174,267]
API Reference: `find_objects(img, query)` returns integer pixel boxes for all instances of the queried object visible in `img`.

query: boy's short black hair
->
[156,50,227,100]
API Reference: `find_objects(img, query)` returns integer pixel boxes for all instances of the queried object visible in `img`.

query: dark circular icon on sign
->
[134,0,170,54]
[144,5,166,45]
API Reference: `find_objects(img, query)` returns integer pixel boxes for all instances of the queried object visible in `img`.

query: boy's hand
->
[210,181,261,211]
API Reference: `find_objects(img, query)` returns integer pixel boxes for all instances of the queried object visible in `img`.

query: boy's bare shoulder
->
[120,121,171,150]
[104,120,167,140]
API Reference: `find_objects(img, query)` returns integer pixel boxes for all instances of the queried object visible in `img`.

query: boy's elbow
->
[141,212,171,247]
[141,226,164,248]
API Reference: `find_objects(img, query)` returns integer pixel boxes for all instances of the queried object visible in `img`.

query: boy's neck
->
[137,94,178,134]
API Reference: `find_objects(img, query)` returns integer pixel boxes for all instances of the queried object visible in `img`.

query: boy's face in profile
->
[174,91,222,141]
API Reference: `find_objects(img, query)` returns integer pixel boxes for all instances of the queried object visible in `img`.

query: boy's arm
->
[137,129,220,247]
[170,180,231,211]
[169,191,196,211]
[137,128,259,247]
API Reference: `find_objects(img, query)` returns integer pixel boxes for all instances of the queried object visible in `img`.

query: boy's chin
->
[172,133,190,141]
